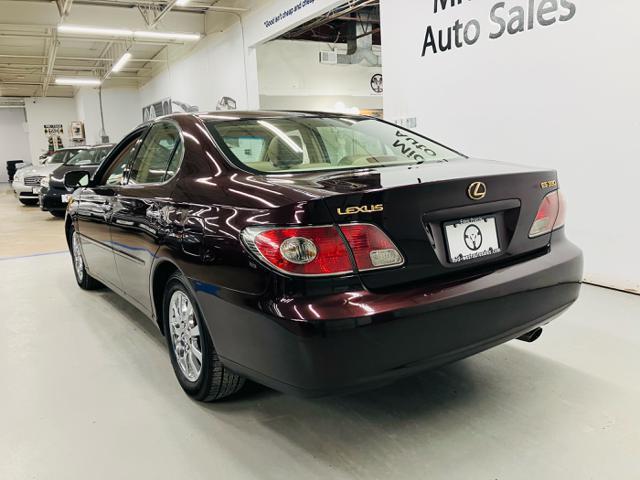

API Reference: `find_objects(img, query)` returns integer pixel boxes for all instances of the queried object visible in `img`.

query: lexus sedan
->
[12,147,83,205]
[63,112,583,401]
[39,144,113,217]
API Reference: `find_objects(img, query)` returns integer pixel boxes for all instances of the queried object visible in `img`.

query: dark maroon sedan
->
[63,111,583,401]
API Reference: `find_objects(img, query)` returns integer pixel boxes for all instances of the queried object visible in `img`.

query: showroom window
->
[129,122,182,184]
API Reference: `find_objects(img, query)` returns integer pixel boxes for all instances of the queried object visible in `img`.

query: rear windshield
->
[206,117,460,173]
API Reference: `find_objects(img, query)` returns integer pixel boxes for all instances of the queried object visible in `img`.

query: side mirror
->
[64,170,91,189]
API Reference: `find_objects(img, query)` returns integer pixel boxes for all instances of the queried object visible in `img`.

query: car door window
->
[129,123,182,184]
[103,138,139,186]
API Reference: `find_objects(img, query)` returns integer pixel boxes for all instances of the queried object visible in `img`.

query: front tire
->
[163,273,245,402]
[50,210,65,218]
[69,228,101,290]
[19,198,38,206]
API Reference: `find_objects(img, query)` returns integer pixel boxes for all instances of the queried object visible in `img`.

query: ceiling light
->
[176,0,190,5]
[111,52,132,73]
[55,77,101,86]
[58,24,133,37]
[57,24,201,42]
[134,31,200,41]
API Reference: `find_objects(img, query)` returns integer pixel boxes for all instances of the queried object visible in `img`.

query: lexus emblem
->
[467,181,487,200]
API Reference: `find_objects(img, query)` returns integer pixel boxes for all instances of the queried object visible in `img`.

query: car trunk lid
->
[264,158,558,290]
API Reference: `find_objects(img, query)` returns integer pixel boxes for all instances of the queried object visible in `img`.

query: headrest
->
[267,135,304,168]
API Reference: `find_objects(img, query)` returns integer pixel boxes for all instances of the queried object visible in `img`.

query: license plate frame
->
[444,215,501,264]
[61,194,70,203]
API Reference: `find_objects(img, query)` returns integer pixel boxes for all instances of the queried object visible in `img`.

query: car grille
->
[24,176,45,186]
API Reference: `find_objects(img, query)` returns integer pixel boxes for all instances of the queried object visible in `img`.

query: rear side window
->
[129,123,182,184]
[104,139,139,186]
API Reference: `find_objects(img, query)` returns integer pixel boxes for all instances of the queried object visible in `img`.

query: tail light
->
[242,226,353,276]
[340,224,404,271]
[242,224,404,277]
[529,190,566,238]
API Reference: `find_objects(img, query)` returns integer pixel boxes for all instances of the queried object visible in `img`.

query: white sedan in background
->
[12,147,84,205]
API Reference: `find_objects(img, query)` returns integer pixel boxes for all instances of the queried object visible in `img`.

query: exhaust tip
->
[517,327,543,343]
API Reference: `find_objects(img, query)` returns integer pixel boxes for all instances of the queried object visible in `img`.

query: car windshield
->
[66,147,110,166]
[46,151,72,164]
[205,116,461,174]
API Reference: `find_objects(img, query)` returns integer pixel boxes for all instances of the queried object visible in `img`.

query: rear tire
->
[163,273,245,402]
[50,210,65,218]
[19,198,38,206]
[69,227,101,290]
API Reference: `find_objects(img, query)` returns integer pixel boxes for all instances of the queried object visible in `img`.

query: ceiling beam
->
[0,31,190,46]
[41,29,60,96]
[0,54,166,63]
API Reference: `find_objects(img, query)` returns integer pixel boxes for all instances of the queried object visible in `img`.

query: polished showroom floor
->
[1,185,639,480]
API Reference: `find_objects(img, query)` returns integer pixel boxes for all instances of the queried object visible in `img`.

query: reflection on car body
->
[63,111,583,402]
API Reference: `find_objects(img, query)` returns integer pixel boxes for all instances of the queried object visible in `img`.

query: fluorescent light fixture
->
[176,0,190,5]
[134,30,200,41]
[57,24,201,42]
[111,52,132,73]
[58,24,133,37]
[55,77,101,86]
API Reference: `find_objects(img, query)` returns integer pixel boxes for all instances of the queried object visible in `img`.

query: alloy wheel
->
[72,232,84,282]
[168,290,203,382]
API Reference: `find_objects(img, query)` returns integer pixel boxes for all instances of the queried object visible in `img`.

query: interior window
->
[104,138,140,186]
[129,123,181,184]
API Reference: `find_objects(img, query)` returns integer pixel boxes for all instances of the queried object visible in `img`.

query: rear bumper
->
[194,234,583,397]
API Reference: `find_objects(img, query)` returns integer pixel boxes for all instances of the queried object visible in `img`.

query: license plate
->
[32,187,41,194]
[61,194,70,203]
[444,216,501,263]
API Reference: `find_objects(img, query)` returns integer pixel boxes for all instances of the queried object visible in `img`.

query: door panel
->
[75,186,122,289]
[75,127,147,291]
[110,122,183,312]
[110,186,176,312]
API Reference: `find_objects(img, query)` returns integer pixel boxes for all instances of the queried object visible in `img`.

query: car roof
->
[195,110,367,122]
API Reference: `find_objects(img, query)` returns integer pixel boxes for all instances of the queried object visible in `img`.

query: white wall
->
[75,87,141,145]
[23,97,78,164]
[139,0,350,112]
[0,108,30,182]
[380,0,640,292]
[139,22,248,113]
[257,40,382,112]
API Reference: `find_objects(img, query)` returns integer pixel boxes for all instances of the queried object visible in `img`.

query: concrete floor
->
[1,185,639,480]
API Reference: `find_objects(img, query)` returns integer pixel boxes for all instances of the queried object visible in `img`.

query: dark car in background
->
[39,144,113,217]
[63,112,583,402]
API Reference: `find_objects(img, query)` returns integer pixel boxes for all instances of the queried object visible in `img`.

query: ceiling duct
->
[338,19,380,66]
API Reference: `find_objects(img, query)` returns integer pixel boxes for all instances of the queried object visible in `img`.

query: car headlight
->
[40,176,50,188]
[14,171,23,182]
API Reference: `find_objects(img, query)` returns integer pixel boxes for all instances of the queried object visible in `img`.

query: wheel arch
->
[64,215,74,248]
[150,258,183,335]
